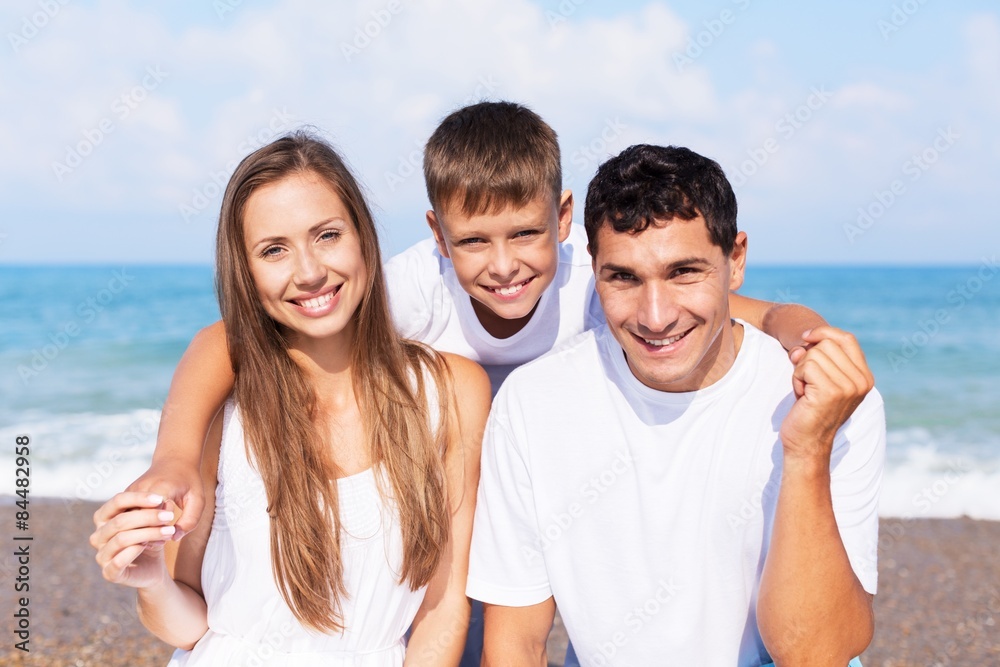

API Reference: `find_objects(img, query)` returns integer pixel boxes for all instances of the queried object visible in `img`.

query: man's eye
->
[611,272,636,282]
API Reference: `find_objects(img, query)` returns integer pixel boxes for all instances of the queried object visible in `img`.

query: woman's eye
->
[319,230,341,242]
[261,246,283,258]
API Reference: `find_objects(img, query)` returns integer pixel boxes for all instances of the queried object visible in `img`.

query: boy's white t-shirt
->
[466,322,885,667]
[384,224,603,392]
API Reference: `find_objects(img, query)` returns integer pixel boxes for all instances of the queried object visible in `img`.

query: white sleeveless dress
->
[167,401,428,666]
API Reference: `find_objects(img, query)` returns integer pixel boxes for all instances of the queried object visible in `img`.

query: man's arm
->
[758,326,877,665]
[126,320,234,537]
[729,292,827,353]
[483,599,555,667]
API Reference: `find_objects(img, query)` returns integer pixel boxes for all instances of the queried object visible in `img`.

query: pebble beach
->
[1,499,997,666]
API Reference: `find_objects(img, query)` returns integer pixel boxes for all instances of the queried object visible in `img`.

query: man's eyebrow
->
[598,262,636,274]
[598,257,711,273]
[662,257,712,271]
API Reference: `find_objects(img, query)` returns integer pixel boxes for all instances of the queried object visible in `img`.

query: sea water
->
[1,262,998,519]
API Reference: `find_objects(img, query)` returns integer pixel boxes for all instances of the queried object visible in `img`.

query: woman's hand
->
[90,492,178,590]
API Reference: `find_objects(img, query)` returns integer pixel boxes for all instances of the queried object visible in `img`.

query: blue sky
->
[3,0,997,264]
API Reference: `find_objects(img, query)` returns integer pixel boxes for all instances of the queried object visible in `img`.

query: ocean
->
[2,263,998,519]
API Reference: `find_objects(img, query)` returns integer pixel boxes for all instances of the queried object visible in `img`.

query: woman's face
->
[242,170,369,345]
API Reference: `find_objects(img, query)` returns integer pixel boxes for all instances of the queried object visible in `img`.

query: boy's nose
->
[487,244,519,281]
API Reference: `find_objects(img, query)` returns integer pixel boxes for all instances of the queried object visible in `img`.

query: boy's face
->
[427,190,573,331]
[593,214,747,393]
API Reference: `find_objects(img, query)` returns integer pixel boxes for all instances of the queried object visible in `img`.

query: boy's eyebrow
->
[250,218,346,249]
[445,221,546,240]
[598,257,711,274]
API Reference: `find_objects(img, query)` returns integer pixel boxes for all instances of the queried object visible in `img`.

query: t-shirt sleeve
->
[466,402,553,606]
[829,388,886,594]
[383,243,436,340]
[584,277,606,331]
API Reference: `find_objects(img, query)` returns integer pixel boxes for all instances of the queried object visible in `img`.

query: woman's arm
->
[405,353,492,666]
[143,407,222,648]
[728,292,828,353]
[91,408,220,649]
[126,320,234,536]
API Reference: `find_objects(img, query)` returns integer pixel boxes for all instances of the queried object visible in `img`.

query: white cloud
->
[4,1,710,215]
[2,1,997,262]
[964,12,1000,110]
[832,82,912,112]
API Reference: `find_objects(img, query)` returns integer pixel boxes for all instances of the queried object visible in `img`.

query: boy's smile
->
[428,191,573,338]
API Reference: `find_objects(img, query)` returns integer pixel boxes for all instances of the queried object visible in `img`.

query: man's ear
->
[729,231,748,291]
[426,210,450,259]
[556,189,574,243]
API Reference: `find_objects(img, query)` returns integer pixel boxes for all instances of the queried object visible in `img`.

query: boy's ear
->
[729,231,748,292]
[426,210,450,259]
[557,190,574,243]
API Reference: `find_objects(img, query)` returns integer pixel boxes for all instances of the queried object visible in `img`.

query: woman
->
[89,132,491,665]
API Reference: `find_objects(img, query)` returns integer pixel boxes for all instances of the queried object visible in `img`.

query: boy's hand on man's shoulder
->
[780,326,875,467]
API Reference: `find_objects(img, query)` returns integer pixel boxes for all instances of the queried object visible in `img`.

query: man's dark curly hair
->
[584,144,738,256]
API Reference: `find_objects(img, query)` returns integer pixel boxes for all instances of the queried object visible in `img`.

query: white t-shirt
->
[384,224,603,393]
[467,322,885,667]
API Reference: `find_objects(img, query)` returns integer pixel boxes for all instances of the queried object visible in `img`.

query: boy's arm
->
[406,353,491,666]
[728,292,827,353]
[127,320,234,537]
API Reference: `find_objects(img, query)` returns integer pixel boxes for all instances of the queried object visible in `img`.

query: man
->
[467,144,884,666]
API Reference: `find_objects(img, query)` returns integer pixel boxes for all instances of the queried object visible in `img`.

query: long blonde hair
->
[215,131,451,631]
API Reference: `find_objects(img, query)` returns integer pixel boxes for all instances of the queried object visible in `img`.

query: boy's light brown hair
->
[423,100,562,216]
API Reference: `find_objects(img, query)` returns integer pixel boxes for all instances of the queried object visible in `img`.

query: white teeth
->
[297,291,334,309]
[643,332,686,347]
[492,280,528,296]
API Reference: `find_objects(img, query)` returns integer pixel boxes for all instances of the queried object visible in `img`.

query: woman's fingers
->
[93,492,169,529]
[91,506,175,548]
[95,524,174,584]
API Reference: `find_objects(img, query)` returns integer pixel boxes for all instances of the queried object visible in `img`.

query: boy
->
[126,102,826,664]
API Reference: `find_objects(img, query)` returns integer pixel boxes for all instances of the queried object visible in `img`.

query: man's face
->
[593,215,747,393]
[427,191,573,335]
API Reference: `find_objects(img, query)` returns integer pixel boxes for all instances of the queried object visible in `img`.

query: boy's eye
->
[513,229,540,239]
[457,237,485,246]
